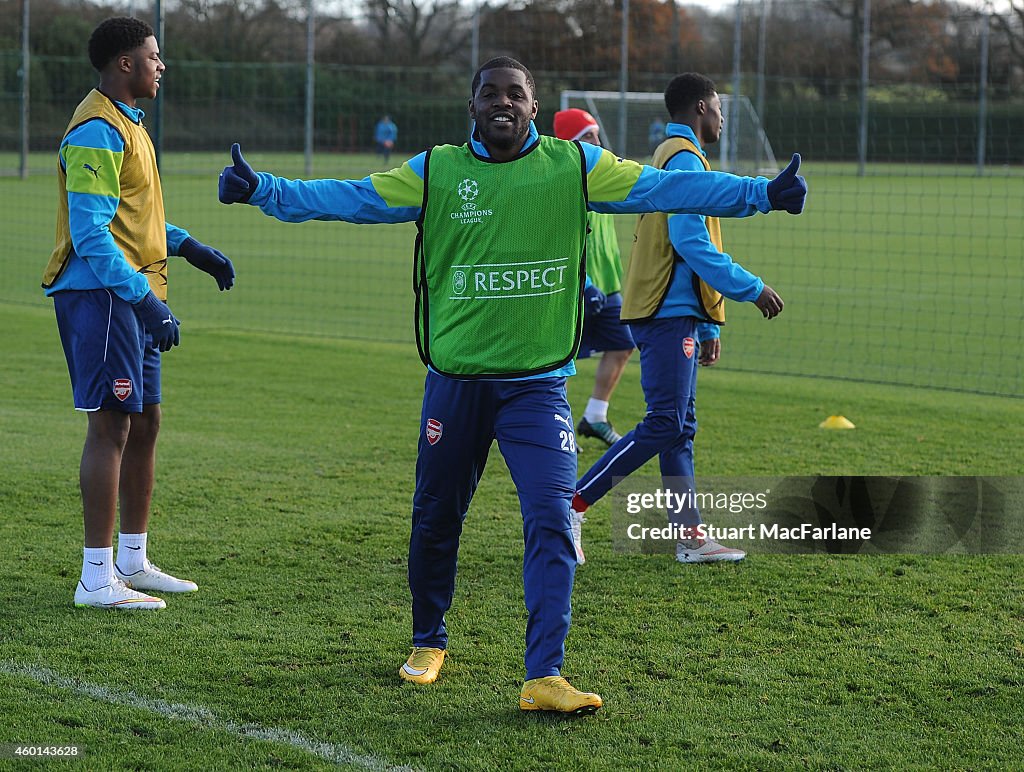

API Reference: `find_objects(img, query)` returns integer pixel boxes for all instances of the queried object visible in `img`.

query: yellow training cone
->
[819,415,856,430]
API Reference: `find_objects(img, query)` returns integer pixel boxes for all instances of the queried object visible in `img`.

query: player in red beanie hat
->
[553,108,601,143]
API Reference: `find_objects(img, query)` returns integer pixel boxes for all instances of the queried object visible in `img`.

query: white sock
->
[117,532,148,574]
[81,547,113,591]
[583,398,609,424]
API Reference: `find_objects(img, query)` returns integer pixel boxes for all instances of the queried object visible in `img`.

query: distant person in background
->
[552,108,635,563]
[648,117,666,155]
[572,72,804,565]
[374,115,398,164]
[43,17,235,610]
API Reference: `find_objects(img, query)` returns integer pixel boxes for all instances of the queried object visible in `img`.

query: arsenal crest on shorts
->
[113,378,133,401]
[425,418,443,445]
[682,337,695,359]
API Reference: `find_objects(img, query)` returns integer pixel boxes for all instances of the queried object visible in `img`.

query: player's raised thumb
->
[775,153,800,182]
[231,142,246,170]
[767,153,806,214]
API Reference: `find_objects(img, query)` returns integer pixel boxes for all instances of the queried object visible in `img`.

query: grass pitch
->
[1,300,1022,769]
[0,152,1021,768]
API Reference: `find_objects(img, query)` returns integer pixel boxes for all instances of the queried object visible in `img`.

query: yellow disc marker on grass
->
[819,415,856,430]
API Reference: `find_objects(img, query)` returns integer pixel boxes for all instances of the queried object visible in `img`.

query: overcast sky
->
[121,0,1011,21]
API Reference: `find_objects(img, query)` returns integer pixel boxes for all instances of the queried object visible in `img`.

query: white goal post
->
[559,90,778,176]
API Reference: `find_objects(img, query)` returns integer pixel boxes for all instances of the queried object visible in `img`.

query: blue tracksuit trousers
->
[410,372,579,680]
[575,316,703,526]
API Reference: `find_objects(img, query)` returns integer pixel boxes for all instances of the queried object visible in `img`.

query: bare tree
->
[988,0,1024,70]
[362,0,474,64]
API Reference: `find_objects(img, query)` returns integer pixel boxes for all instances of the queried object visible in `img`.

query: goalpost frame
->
[558,89,778,174]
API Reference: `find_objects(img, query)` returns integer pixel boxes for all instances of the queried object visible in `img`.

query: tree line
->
[1,0,1022,96]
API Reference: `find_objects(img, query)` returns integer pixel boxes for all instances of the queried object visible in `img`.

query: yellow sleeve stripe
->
[369,161,425,208]
[63,145,123,198]
[585,148,644,204]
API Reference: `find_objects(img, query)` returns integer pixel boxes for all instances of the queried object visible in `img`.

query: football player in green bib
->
[219,57,806,714]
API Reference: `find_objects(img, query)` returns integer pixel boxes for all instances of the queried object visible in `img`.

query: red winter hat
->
[553,108,599,142]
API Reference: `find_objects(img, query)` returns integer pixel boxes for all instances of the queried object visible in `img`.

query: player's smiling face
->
[126,36,165,102]
[469,68,538,160]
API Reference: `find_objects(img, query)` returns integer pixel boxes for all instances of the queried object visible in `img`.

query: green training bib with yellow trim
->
[415,136,588,378]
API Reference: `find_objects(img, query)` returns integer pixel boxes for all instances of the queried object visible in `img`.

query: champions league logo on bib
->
[457,178,478,201]
[450,178,493,226]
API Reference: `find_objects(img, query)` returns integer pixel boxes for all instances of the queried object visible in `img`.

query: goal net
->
[559,90,778,175]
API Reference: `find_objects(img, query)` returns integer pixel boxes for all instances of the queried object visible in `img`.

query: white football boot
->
[676,538,746,564]
[74,578,166,610]
[115,560,198,593]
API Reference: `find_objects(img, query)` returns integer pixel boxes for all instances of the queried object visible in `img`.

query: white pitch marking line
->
[0,661,414,771]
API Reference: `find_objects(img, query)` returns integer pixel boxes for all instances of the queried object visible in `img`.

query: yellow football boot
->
[399,647,446,684]
[519,676,603,715]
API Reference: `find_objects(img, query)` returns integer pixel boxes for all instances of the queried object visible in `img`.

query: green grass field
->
[1,153,1022,769]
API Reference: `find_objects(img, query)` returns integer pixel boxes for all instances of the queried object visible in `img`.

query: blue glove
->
[766,153,807,214]
[583,284,607,317]
[179,237,235,291]
[219,143,258,204]
[133,291,181,352]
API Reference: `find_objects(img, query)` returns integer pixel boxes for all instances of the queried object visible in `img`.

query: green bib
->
[415,136,588,377]
[585,211,623,294]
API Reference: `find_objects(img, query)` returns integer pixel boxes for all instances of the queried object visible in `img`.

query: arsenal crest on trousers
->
[425,418,443,445]
[682,337,695,359]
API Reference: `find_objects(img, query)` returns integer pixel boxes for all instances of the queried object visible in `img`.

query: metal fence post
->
[976,12,989,177]
[857,0,870,177]
[730,0,742,173]
[19,0,29,179]
[305,0,315,176]
[755,0,768,173]
[618,0,630,155]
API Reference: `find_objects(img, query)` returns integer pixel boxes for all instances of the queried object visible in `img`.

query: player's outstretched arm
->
[766,154,807,214]
[753,285,784,319]
[584,145,807,218]
[219,143,258,204]
[217,143,424,225]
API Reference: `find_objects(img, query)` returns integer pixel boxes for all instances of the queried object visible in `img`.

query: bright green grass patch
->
[1,303,1021,769]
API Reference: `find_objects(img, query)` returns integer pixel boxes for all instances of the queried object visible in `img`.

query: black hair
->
[471,56,535,98]
[664,73,717,119]
[88,17,154,72]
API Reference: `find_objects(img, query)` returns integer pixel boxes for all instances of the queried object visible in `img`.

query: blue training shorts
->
[577,291,635,359]
[53,288,161,413]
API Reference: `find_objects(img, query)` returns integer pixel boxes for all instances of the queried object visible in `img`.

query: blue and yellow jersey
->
[248,121,772,376]
[43,89,190,303]
[656,123,765,342]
